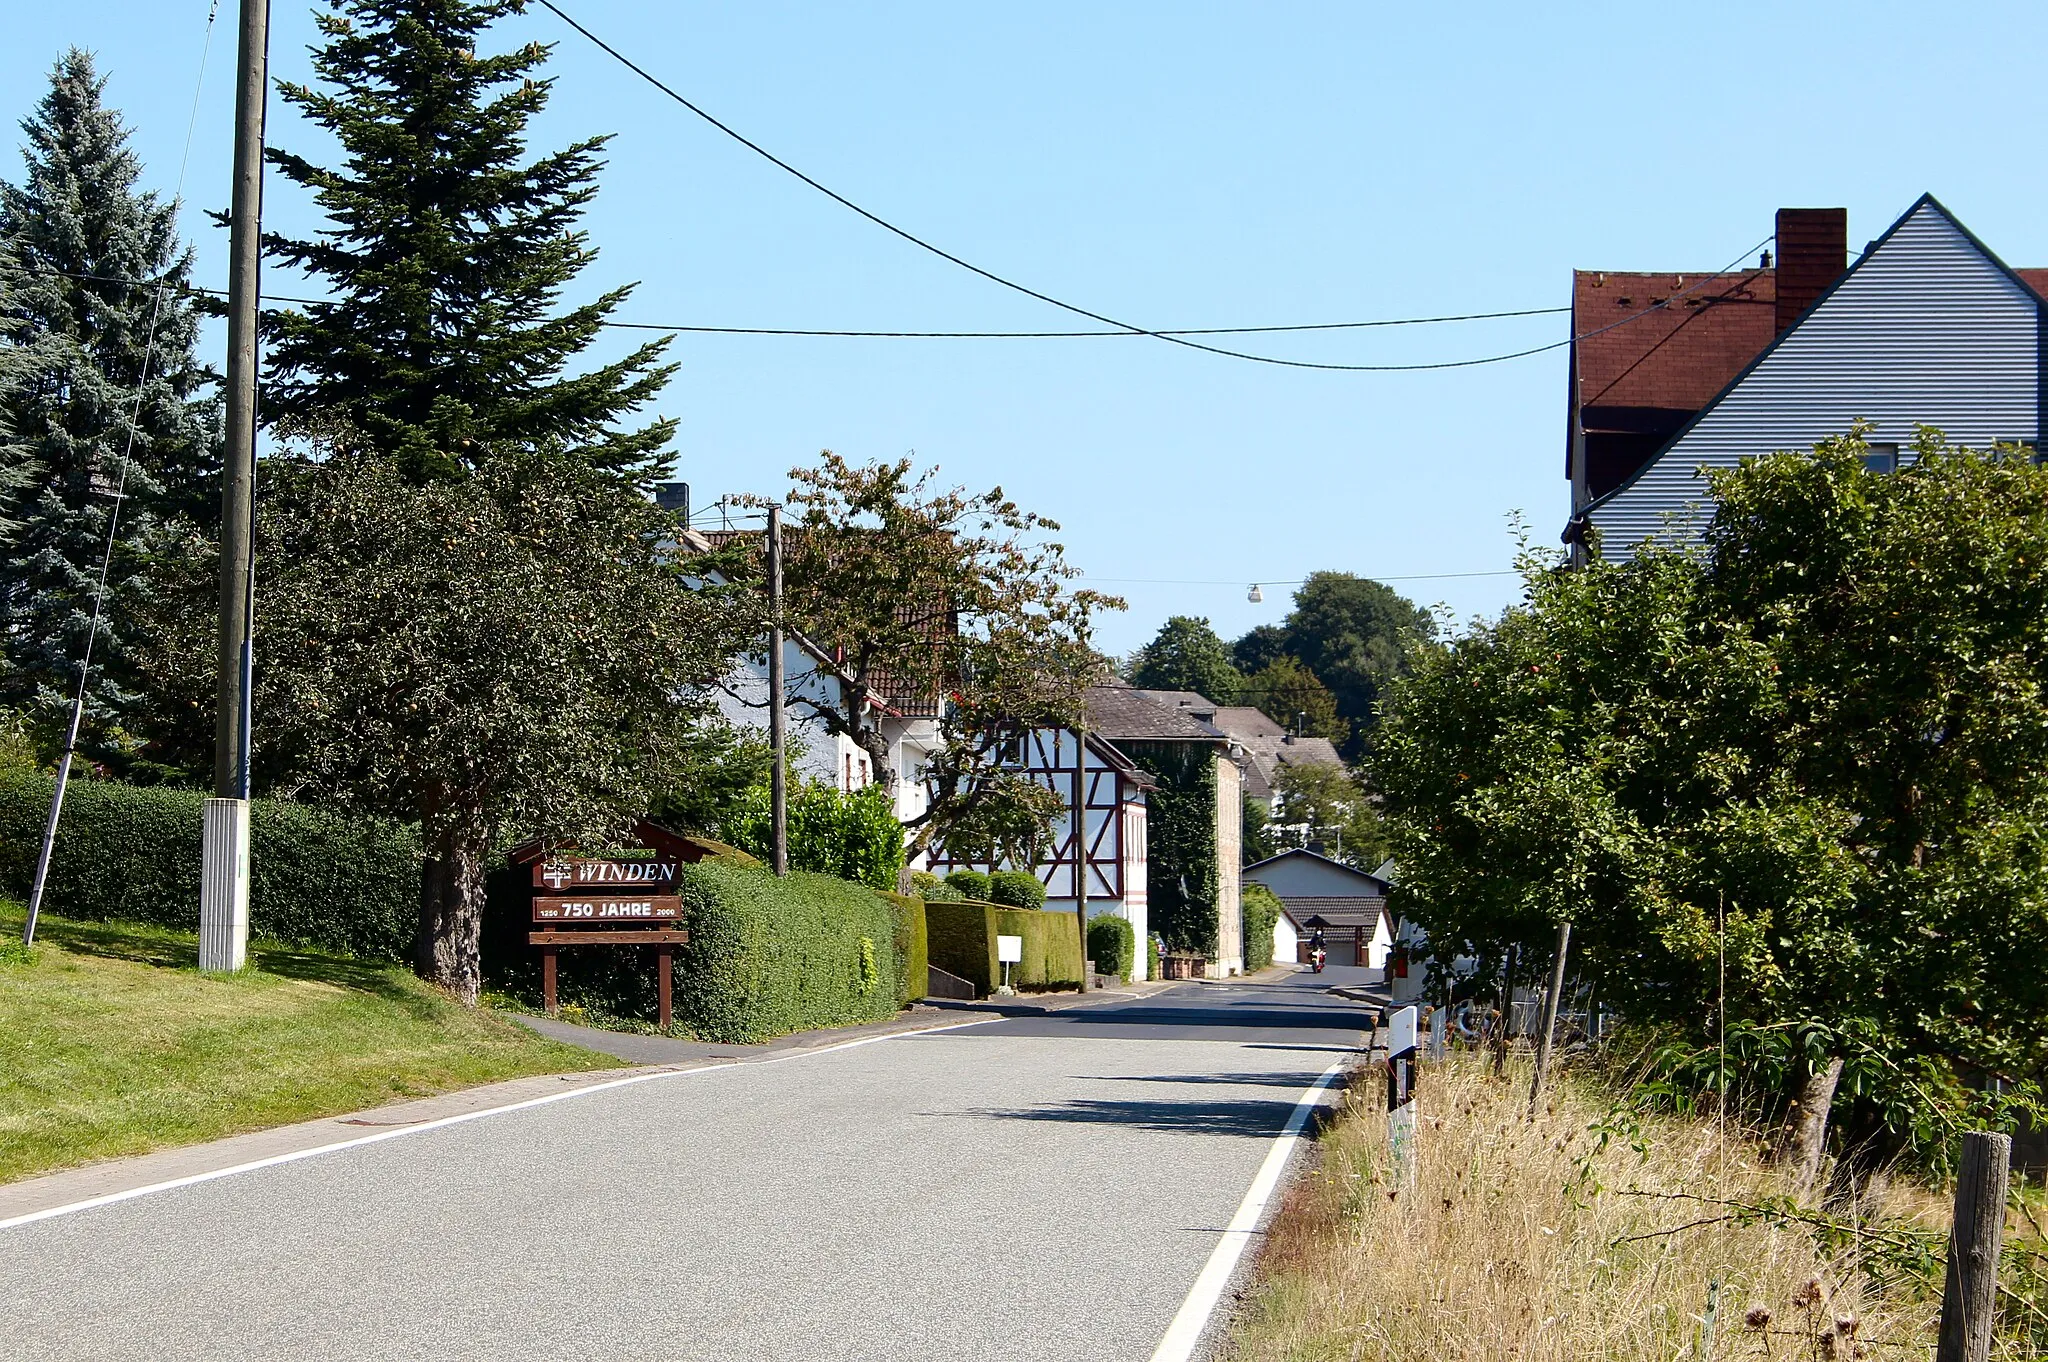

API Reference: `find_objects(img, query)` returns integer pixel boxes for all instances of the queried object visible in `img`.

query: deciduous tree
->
[1241,655,1345,743]
[1128,615,1242,703]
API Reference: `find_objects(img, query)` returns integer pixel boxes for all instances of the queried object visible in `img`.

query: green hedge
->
[0,772,419,960]
[1242,883,1281,972]
[1087,913,1136,981]
[910,871,963,902]
[724,780,904,890]
[986,870,1047,909]
[671,863,899,1043]
[882,892,929,1007]
[994,906,1083,990]
[944,869,991,901]
[925,898,997,996]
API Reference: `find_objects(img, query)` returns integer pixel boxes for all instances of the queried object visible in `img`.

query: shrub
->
[1087,913,1137,981]
[925,898,997,996]
[882,891,928,1007]
[1242,883,1282,972]
[910,870,963,902]
[670,863,899,1043]
[724,779,904,890]
[986,869,1047,909]
[1148,933,1161,982]
[0,772,419,960]
[944,869,991,901]
[994,906,1083,990]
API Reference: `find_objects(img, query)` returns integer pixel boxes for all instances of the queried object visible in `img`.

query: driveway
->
[0,967,1373,1362]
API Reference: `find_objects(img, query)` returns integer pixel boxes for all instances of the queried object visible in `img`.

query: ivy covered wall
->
[1120,740,1220,956]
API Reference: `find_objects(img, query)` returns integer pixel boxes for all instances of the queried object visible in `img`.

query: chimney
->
[655,481,690,522]
[1774,208,1848,334]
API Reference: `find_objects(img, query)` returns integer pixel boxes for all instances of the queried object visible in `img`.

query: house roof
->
[1085,686,1228,743]
[1279,897,1389,932]
[1582,194,2048,521]
[1243,846,1391,894]
[1570,208,2048,493]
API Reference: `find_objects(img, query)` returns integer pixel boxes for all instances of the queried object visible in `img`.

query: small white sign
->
[996,934,1023,964]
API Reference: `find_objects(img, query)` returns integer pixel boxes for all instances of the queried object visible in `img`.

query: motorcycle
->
[1310,946,1327,974]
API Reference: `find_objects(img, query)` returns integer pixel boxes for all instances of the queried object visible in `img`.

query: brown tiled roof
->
[1278,896,1389,931]
[1085,686,1226,742]
[1572,268,1776,421]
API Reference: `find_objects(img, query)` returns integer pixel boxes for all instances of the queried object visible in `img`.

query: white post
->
[1387,1003,1419,1187]
[200,798,250,971]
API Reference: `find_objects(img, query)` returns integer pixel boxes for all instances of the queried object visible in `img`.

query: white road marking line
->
[0,1016,1003,1234]
[1147,1059,1347,1362]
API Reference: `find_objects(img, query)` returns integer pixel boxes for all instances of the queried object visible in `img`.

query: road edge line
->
[0,1016,1003,1234]
[1147,1059,1347,1362]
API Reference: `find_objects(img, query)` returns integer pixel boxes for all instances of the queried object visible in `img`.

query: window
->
[1862,443,1899,474]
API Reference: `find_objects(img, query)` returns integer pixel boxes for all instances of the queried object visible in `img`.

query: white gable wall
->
[1593,200,2042,559]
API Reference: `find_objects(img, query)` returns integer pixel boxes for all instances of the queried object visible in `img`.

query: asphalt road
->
[1,967,1376,1362]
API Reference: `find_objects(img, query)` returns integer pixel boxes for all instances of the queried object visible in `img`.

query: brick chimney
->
[1774,208,1848,333]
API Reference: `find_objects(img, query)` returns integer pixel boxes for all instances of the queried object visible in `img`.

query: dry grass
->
[1227,1051,1944,1362]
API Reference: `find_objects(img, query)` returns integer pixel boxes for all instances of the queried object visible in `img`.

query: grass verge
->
[1226,1050,1949,1362]
[0,908,618,1185]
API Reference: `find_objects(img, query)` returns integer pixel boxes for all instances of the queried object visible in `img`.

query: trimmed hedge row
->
[943,869,990,901]
[1242,883,1282,972]
[882,891,929,1008]
[1087,913,1136,981]
[924,897,1082,994]
[0,772,419,960]
[671,863,900,1043]
[924,898,997,996]
[987,870,1047,909]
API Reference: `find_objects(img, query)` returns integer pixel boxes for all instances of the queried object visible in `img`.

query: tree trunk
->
[854,723,898,798]
[415,815,489,1005]
[1783,1055,1845,1196]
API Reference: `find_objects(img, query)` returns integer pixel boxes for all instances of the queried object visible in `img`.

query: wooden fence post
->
[1936,1130,2011,1362]
[1528,921,1572,1117]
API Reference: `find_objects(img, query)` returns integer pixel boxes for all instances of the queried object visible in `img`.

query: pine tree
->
[0,50,220,744]
[263,0,676,485]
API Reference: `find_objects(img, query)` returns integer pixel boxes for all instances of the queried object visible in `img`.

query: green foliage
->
[910,871,963,902]
[724,779,906,890]
[924,898,997,996]
[1236,572,1433,758]
[1241,656,1347,743]
[0,51,219,763]
[668,863,899,1044]
[994,906,1084,989]
[1242,794,1279,865]
[1242,884,1281,972]
[1371,431,2048,1162]
[882,892,929,1007]
[1128,615,1243,703]
[1087,912,1136,981]
[0,772,418,959]
[945,869,991,901]
[647,720,776,839]
[986,869,1047,909]
[1271,760,1389,870]
[1147,932,1161,982]
[1122,740,1220,955]
[263,0,674,485]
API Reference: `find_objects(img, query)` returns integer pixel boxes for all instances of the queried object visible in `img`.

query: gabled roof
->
[1575,195,2048,524]
[1086,686,1228,743]
[1573,267,1777,423]
[1279,897,1390,932]
[1243,846,1392,894]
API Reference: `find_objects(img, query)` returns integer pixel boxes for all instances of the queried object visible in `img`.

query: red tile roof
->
[1572,268,1776,415]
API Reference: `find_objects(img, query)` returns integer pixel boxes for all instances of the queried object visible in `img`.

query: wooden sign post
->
[516,823,705,1029]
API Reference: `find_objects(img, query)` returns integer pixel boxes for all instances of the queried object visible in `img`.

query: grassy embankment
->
[0,906,617,1185]
[1227,1049,1983,1362]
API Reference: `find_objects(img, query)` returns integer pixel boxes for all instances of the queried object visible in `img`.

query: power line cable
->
[528,0,1586,373]
[0,257,1564,339]
[23,0,223,947]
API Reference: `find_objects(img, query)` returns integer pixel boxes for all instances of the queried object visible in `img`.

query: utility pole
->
[1071,705,1090,991]
[766,505,787,876]
[200,0,269,972]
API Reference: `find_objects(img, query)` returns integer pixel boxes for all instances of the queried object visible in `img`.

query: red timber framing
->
[925,726,1150,915]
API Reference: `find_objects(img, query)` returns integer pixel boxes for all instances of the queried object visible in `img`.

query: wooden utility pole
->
[199,0,269,972]
[1528,921,1572,1115]
[1071,709,1089,991]
[766,505,787,876]
[1937,1131,2011,1362]
[1492,943,1519,1077]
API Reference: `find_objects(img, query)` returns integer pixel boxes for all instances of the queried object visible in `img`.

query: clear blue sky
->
[8,1,2046,655]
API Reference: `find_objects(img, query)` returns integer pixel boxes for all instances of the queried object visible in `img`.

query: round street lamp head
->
[1247,583,1264,603]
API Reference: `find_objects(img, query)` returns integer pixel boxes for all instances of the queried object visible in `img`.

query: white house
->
[1243,848,1392,971]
